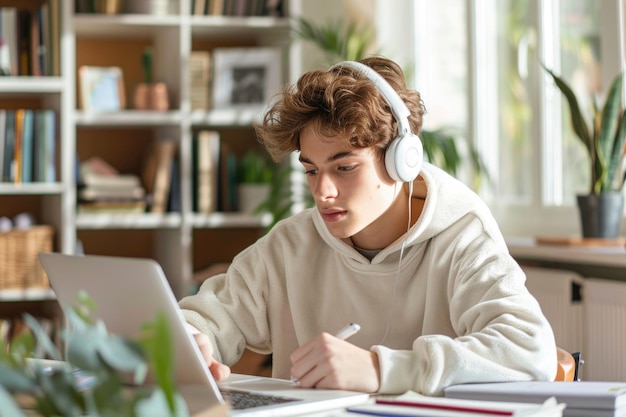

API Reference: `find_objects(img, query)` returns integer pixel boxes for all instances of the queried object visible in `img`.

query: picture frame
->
[79,66,126,112]
[211,47,282,111]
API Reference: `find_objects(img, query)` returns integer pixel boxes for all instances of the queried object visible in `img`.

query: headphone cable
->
[379,181,413,345]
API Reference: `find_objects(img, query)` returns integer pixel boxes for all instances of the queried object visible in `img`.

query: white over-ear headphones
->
[330,61,423,182]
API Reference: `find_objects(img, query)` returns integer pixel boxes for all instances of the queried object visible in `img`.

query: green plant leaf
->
[0,385,27,417]
[140,313,177,415]
[22,314,62,362]
[610,109,626,191]
[238,150,274,184]
[35,369,84,416]
[292,17,375,64]
[598,74,624,191]
[0,363,35,392]
[65,321,110,371]
[8,328,35,366]
[97,334,147,377]
[544,66,593,154]
[135,388,189,417]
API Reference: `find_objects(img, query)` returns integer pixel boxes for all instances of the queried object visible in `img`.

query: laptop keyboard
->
[220,389,300,410]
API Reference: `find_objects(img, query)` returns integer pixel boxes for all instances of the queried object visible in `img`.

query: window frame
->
[399,0,626,237]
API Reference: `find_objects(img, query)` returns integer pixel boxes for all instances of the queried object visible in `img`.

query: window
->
[409,0,624,237]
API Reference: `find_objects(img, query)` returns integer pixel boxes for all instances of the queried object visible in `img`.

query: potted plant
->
[544,67,626,238]
[0,294,191,417]
[237,150,274,214]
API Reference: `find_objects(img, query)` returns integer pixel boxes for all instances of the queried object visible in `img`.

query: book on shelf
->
[80,156,120,177]
[80,156,142,190]
[142,139,177,214]
[445,381,626,417]
[16,9,31,75]
[189,51,211,111]
[20,108,33,183]
[78,186,145,201]
[48,0,59,76]
[0,110,5,179]
[210,0,224,16]
[81,171,141,188]
[196,130,220,214]
[167,157,181,213]
[218,141,238,212]
[347,392,564,417]
[2,110,15,182]
[13,108,23,183]
[33,109,55,183]
[193,0,207,15]
[0,7,17,75]
[77,200,147,215]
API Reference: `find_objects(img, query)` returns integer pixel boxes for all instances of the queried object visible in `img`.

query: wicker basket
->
[0,225,54,290]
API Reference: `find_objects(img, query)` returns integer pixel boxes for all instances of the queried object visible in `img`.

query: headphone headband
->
[330,61,412,135]
[329,60,423,183]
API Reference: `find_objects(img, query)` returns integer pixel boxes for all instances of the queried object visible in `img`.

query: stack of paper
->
[445,381,626,417]
[347,391,565,417]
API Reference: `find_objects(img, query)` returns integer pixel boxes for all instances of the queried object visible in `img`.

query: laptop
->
[38,252,369,416]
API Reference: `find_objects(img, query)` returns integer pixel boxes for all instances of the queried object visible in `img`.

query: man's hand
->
[193,333,231,380]
[289,332,380,393]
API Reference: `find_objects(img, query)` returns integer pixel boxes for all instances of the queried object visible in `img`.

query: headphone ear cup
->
[385,133,423,182]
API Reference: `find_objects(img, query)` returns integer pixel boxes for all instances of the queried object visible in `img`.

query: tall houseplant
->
[545,68,626,238]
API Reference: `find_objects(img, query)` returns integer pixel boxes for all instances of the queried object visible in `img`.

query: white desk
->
[506,237,626,281]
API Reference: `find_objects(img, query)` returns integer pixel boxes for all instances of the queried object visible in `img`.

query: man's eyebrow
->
[299,151,356,165]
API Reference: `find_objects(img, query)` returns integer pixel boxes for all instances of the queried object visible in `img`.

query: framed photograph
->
[212,47,282,110]
[79,66,126,112]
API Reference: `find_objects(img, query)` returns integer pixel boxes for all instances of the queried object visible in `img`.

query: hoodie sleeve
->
[178,242,273,366]
[372,215,557,396]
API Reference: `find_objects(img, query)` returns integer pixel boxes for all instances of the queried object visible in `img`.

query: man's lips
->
[320,209,347,222]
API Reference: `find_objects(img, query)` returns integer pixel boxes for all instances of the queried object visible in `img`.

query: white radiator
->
[583,278,626,381]
[522,266,584,355]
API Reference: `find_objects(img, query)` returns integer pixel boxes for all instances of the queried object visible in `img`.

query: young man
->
[179,56,557,396]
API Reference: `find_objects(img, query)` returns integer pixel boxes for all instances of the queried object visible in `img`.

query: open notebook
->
[39,252,369,416]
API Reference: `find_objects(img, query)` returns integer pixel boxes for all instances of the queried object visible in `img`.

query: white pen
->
[334,322,361,340]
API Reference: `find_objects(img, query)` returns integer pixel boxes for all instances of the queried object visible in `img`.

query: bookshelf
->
[0,0,298,300]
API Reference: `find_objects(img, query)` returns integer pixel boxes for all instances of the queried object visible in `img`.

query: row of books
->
[0,109,56,184]
[191,129,241,213]
[0,1,61,76]
[76,131,257,215]
[191,0,284,17]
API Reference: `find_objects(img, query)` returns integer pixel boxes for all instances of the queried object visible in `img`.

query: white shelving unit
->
[0,0,295,300]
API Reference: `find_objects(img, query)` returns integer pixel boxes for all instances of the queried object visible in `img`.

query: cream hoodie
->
[179,162,557,396]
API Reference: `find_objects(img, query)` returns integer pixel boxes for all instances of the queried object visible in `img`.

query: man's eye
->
[304,168,318,176]
[339,165,356,172]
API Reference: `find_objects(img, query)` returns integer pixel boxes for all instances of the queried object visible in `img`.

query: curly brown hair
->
[254,56,426,162]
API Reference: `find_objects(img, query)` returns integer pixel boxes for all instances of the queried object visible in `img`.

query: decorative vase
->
[576,192,624,238]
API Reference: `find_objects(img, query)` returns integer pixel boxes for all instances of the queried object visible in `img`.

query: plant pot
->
[238,183,270,214]
[576,192,624,238]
